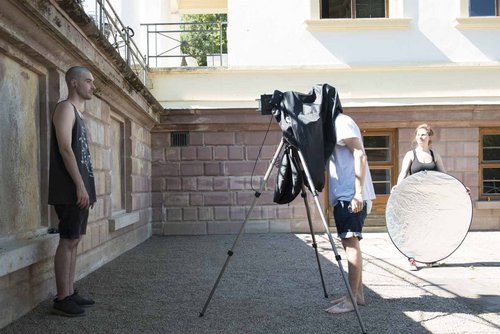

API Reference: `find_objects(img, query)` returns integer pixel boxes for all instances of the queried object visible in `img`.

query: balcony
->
[80,0,148,85]
[142,21,228,68]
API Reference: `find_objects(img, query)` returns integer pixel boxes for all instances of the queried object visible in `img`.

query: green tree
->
[180,14,227,66]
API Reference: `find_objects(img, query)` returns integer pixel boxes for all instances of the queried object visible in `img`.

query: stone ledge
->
[108,211,140,232]
[269,221,292,233]
[475,201,500,210]
[0,233,58,277]
[244,220,270,233]
[163,222,208,235]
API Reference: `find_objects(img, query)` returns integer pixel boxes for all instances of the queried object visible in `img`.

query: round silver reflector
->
[386,171,472,264]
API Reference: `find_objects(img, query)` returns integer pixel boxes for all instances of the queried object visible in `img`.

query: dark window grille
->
[171,132,189,147]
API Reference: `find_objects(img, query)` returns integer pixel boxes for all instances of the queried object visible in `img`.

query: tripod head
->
[256,90,283,115]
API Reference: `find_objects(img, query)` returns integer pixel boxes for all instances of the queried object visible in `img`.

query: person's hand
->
[349,195,364,213]
[76,184,90,209]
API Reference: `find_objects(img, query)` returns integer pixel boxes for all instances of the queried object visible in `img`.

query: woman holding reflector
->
[392,124,446,271]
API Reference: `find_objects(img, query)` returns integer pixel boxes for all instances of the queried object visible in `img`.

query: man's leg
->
[68,237,81,295]
[326,236,363,314]
[343,237,364,305]
[53,237,85,316]
[54,238,80,300]
[52,205,87,316]
[358,262,364,304]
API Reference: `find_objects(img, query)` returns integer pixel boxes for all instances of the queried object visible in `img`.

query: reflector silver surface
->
[386,171,472,263]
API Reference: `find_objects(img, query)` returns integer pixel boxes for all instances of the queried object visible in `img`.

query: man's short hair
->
[65,66,90,84]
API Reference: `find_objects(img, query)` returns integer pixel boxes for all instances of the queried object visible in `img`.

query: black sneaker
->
[53,296,85,317]
[71,290,95,307]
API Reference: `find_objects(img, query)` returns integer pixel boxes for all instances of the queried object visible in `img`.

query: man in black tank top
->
[48,66,97,317]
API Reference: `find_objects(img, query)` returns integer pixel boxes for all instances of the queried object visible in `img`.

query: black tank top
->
[410,149,437,175]
[48,102,96,205]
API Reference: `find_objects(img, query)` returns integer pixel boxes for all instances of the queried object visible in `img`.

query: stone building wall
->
[151,109,325,235]
[152,106,500,236]
[0,0,162,328]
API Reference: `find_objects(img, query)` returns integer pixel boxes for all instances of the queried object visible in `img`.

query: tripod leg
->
[296,149,367,334]
[300,184,329,298]
[199,138,285,317]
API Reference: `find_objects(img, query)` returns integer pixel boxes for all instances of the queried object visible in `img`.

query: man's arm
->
[343,137,366,213]
[52,102,90,209]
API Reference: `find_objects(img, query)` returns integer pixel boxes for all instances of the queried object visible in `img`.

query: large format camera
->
[257,90,283,115]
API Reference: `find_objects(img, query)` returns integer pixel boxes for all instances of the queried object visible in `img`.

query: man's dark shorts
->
[54,205,89,239]
[333,200,367,240]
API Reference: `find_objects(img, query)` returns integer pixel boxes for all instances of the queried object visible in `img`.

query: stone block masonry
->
[151,114,321,235]
[154,106,500,235]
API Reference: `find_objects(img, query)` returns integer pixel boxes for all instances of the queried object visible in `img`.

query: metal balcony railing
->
[80,0,148,85]
[142,22,228,68]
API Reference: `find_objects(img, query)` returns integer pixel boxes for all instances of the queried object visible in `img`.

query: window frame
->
[110,113,126,213]
[320,0,389,19]
[479,128,500,201]
[362,129,398,197]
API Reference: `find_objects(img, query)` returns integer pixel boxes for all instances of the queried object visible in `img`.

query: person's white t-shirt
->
[328,114,376,207]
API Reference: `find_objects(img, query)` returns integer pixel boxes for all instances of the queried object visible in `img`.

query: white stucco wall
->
[84,0,500,108]
[103,0,500,69]
[149,63,500,109]
[227,0,328,67]
[226,0,500,67]
[119,0,179,67]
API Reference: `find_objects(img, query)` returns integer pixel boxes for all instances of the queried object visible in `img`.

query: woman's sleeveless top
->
[48,103,96,205]
[410,149,437,175]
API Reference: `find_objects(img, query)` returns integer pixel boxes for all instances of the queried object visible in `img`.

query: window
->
[110,114,125,212]
[321,0,387,19]
[362,130,397,216]
[470,0,499,16]
[363,131,395,195]
[480,129,500,200]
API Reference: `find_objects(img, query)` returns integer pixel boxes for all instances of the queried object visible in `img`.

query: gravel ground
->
[2,232,499,334]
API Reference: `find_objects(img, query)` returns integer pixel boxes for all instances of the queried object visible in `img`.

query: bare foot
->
[325,299,355,314]
[330,295,365,306]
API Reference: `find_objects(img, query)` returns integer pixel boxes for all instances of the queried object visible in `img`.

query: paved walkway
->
[1,232,499,334]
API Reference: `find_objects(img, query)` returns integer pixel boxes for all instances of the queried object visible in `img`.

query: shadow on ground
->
[1,234,496,334]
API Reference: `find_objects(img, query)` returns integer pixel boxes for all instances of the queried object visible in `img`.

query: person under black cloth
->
[325,113,376,314]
